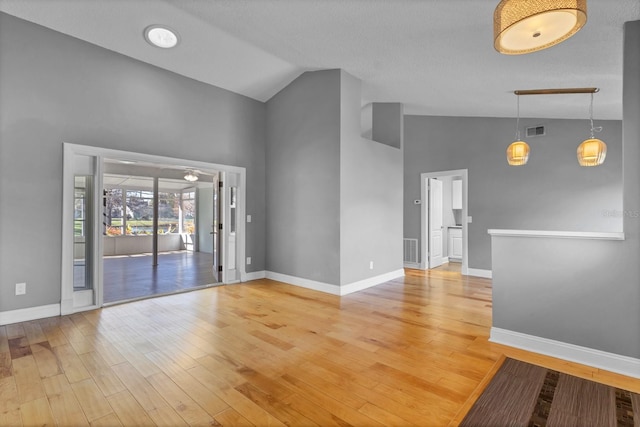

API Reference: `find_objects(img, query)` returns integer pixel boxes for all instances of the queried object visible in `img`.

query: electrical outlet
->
[15,282,26,295]
[369,261,374,270]
[246,257,252,265]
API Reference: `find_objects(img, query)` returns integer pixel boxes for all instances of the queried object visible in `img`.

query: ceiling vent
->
[525,125,546,137]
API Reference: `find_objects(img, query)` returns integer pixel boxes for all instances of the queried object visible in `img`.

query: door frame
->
[61,143,247,314]
[427,178,444,269]
[420,169,468,274]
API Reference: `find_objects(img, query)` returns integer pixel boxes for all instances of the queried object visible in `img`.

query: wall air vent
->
[525,125,546,137]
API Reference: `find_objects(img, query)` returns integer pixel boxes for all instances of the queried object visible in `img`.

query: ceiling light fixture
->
[577,92,606,166]
[506,94,530,166]
[494,0,587,55]
[184,170,199,182]
[144,25,180,49]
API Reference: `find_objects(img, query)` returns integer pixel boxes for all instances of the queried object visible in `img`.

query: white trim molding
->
[420,169,469,272]
[266,271,340,295]
[265,269,405,296]
[488,229,625,241]
[0,304,61,326]
[466,268,492,279]
[243,271,267,281]
[340,269,405,295]
[403,262,421,269]
[490,327,640,379]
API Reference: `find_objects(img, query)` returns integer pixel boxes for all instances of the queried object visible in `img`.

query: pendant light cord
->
[589,93,595,139]
[515,94,521,141]
[589,92,603,138]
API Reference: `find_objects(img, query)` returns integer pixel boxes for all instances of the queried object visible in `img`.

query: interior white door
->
[428,178,444,268]
[222,172,239,283]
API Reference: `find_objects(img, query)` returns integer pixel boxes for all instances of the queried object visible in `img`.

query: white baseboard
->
[442,256,450,264]
[243,270,266,281]
[340,269,405,295]
[265,269,405,296]
[0,304,61,326]
[266,271,340,295]
[490,327,640,379]
[73,289,93,308]
[403,262,420,269]
[467,268,492,279]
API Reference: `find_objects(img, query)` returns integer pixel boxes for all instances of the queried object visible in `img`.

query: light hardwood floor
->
[1,266,639,426]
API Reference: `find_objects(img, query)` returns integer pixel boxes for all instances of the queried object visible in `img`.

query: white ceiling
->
[1,0,639,120]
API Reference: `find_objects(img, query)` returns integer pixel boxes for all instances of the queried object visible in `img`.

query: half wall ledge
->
[488,229,624,241]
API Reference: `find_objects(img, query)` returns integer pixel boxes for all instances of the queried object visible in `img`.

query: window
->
[125,190,154,234]
[74,177,87,237]
[103,184,195,236]
[158,191,180,234]
[182,191,195,234]
[104,189,123,235]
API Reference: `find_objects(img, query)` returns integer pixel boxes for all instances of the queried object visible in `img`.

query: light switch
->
[247,215,252,223]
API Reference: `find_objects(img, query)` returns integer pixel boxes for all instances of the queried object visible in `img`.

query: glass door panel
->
[74,175,93,290]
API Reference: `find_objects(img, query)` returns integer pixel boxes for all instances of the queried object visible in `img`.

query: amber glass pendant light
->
[577,92,606,166]
[506,94,530,165]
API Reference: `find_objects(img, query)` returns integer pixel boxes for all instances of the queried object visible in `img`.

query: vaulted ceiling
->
[1,0,638,119]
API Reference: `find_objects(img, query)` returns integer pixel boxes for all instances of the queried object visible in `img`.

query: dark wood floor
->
[103,251,218,304]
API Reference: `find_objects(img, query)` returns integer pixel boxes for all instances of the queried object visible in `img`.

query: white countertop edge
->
[487,229,625,241]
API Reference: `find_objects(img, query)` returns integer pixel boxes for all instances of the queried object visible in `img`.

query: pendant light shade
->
[577,92,606,166]
[507,140,530,165]
[494,0,587,55]
[577,138,606,166]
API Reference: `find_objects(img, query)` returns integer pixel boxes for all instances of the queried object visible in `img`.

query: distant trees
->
[104,188,194,235]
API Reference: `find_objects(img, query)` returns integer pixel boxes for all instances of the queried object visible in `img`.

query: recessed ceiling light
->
[144,25,180,49]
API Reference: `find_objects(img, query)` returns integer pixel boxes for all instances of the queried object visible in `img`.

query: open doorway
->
[61,143,246,314]
[101,165,221,304]
[420,169,469,275]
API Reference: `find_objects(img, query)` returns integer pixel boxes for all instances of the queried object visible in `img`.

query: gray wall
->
[265,70,342,284]
[339,73,404,285]
[264,70,404,286]
[0,13,266,311]
[372,103,403,149]
[490,20,640,360]
[404,115,623,270]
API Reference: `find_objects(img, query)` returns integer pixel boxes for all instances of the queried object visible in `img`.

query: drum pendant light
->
[506,94,530,166]
[494,0,587,55]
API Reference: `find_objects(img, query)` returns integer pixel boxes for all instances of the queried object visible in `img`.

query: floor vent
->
[403,238,419,264]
